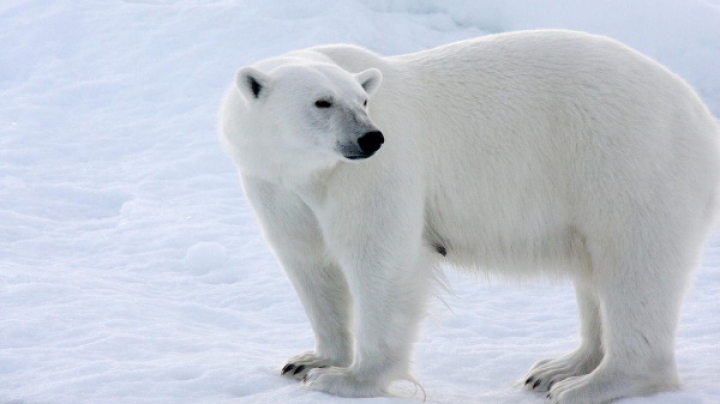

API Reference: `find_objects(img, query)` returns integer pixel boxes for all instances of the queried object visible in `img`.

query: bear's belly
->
[424,191,585,276]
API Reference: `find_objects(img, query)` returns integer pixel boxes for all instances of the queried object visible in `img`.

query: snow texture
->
[1,1,719,403]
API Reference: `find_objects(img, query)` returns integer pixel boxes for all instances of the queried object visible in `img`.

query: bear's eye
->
[363,99,368,107]
[315,100,332,109]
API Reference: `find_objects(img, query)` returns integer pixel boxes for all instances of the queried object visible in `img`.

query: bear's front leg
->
[241,178,354,380]
[302,248,435,396]
[303,184,434,397]
[278,259,354,381]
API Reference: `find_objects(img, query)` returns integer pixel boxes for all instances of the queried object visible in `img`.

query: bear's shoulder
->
[308,44,386,74]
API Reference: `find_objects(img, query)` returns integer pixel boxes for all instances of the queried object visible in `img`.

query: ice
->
[1,1,719,403]
[182,242,230,275]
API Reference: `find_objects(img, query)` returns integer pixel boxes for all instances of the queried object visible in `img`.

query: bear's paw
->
[303,366,384,398]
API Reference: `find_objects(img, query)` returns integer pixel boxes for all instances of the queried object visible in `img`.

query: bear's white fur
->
[220,30,720,404]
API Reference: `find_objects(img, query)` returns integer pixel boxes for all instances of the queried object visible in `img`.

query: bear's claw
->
[281,363,295,375]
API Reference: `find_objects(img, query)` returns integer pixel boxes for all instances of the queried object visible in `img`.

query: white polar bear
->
[219,30,720,404]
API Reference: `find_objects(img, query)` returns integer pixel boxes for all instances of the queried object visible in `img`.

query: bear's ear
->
[355,68,383,97]
[236,67,270,101]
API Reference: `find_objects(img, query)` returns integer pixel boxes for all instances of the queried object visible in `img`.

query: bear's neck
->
[275,163,338,209]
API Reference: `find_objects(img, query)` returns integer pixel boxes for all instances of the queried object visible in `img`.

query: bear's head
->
[222,62,383,180]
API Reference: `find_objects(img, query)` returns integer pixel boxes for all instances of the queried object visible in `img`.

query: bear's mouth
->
[344,153,373,160]
[342,150,377,160]
[339,145,378,161]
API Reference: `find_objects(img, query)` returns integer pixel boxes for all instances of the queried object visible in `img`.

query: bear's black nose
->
[357,130,384,154]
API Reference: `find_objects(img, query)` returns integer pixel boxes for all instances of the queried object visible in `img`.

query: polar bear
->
[219,30,720,404]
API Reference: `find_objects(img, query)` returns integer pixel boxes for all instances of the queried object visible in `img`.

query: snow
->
[1,1,719,403]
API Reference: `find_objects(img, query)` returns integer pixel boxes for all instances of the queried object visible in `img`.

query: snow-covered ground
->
[1,1,719,403]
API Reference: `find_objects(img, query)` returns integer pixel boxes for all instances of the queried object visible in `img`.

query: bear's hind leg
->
[524,280,604,392]
[548,241,691,404]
